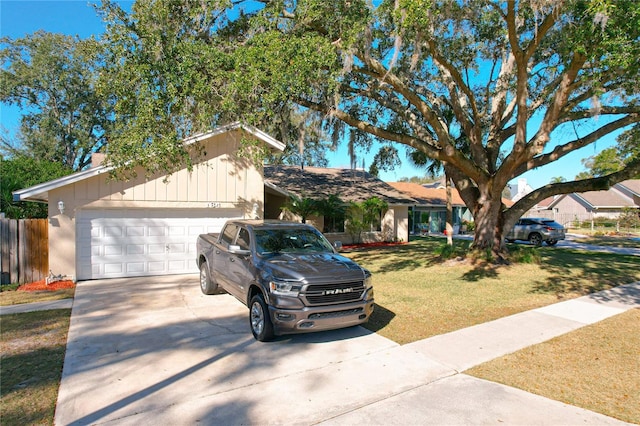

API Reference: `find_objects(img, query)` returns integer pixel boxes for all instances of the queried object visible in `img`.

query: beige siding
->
[47,130,266,280]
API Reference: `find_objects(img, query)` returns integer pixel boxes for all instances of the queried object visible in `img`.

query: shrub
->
[509,246,541,264]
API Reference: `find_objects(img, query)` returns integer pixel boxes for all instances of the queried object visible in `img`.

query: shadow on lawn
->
[363,303,396,333]
[345,237,454,274]
[533,249,640,296]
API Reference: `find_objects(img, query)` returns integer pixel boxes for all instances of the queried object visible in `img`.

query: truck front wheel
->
[250,294,274,342]
[199,262,218,295]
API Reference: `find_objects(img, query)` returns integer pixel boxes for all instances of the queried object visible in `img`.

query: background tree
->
[0,31,112,171]
[100,0,640,258]
[0,156,72,218]
[579,125,640,179]
[550,176,566,184]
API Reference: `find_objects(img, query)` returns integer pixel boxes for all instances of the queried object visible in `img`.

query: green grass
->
[0,287,75,306]
[0,309,70,425]
[345,237,640,344]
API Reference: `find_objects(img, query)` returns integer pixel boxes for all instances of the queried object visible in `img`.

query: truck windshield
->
[254,228,334,256]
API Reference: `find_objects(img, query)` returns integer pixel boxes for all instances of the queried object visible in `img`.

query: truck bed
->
[198,233,219,246]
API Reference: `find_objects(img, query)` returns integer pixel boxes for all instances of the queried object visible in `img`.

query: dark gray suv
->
[506,218,565,246]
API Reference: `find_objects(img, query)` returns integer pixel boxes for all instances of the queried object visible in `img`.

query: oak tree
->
[101,0,640,257]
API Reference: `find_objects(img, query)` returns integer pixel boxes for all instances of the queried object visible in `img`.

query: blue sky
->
[0,0,621,189]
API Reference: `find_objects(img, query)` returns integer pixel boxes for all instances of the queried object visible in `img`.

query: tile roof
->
[263,165,416,205]
[387,182,466,206]
[388,182,514,207]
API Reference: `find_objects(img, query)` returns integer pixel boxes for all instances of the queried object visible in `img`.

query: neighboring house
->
[530,179,640,225]
[13,122,285,281]
[387,182,473,234]
[264,165,415,244]
[508,178,534,202]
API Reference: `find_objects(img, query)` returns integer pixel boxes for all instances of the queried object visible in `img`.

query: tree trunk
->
[470,192,507,261]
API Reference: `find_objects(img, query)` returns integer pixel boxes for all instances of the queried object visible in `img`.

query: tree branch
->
[508,158,640,220]
[510,113,639,178]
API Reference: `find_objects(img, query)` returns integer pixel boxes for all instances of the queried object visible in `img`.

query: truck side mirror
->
[229,245,251,256]
[333,241,343,251]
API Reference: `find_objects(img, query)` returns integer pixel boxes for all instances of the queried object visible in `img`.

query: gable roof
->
[549,187,635,210]
[13,122,285,203]
[263,165,416,205]
[388,182,466,206]
[616,179,640,198]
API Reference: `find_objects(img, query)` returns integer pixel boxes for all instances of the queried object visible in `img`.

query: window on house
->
[323,213,345,233]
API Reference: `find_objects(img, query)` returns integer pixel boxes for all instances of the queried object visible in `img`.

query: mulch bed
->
[18,280,76,292]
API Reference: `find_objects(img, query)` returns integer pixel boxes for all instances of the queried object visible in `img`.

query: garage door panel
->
[149,227,166,237]
[148,262,167,273]
[127,244,145,255]
[125,263,146,274]
[126,226,145,237]
[76,209,242,279]
[104,263,124,275]
[104,245,123,256]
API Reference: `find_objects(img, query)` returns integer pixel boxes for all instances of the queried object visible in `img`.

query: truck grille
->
[308,308,364,319]
[302,281,365,306]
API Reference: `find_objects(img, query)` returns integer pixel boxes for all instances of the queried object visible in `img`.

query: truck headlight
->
[364,272,373,289]
[269,279,302,296]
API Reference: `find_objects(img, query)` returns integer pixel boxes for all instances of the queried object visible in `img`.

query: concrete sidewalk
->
[7,276,638,425]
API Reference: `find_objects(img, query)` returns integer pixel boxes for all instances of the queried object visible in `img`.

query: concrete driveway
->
[55,274,636,425]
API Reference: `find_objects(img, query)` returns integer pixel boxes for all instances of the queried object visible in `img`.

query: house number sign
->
[207,202,222,208]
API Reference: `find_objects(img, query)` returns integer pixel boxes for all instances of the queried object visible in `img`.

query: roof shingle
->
[264,166,416,204]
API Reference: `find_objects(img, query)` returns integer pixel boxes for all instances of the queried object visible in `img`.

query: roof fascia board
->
[569,193,595,209]
[183,122,285,152]
[615,181,640,197]
[13,165,109,202]
[264,181,290,197]
[13,122,285,202]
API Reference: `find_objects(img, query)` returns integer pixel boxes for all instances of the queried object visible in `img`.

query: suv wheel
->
[199,262,218,295]
[528,233,543,247]
[250,294,274,342]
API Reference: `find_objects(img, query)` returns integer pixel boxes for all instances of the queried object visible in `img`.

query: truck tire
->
[199,262,218,295]
[528,233,543,247]
[250,294,274,342]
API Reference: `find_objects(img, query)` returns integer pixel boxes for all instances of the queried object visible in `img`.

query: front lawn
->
[345,237,640,344]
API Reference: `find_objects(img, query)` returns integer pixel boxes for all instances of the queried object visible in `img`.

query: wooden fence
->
[0,218,48,285]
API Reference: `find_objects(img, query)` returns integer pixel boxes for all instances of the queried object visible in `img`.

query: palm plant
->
[282,195,318,224]
[316,194,345,233]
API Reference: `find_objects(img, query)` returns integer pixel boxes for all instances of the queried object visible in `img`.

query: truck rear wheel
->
[199,262,218,295]
[250,294,274,342]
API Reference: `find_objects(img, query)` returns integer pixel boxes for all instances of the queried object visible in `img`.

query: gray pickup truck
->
[196,220,374,341]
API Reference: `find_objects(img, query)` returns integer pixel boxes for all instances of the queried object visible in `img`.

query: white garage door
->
[76,209,242,280]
